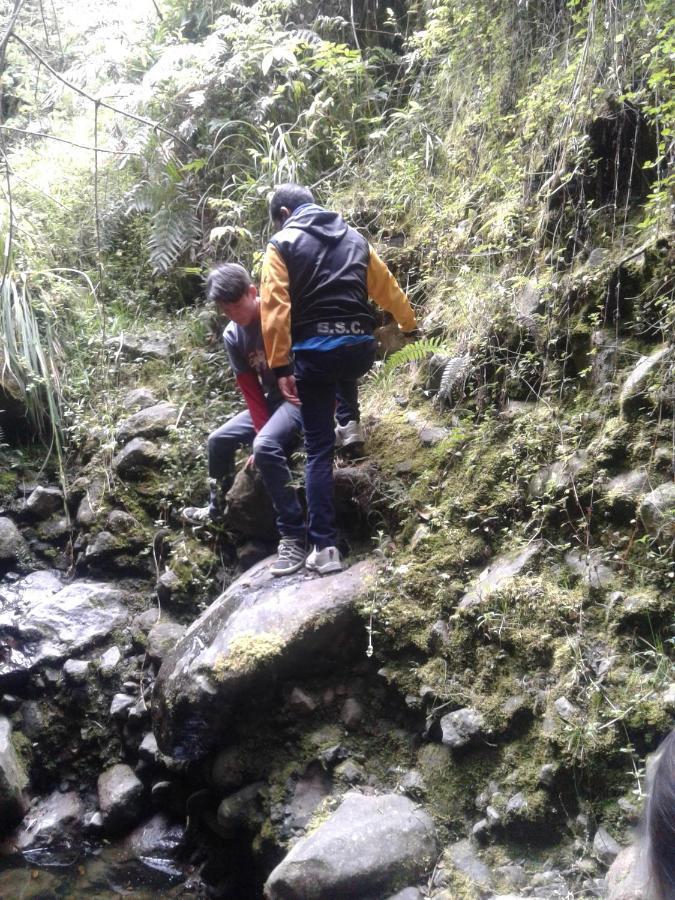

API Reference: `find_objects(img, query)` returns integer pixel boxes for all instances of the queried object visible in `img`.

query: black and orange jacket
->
[261,204,417,376]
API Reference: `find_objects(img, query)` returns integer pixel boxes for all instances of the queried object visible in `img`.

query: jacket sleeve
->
[366,245,417,332]
[236,372,270,433]
[260,244,294,377]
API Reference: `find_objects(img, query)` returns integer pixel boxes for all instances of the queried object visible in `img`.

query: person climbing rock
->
[181,263,307,576]
[260,183,418,575]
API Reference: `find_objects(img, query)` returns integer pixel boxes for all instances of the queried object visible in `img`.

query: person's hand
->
[278,374,301,406]
[402,328,420,342]
[244,454,255,471]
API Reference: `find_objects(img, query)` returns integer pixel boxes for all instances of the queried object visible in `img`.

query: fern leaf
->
[149,204,199,273]
[383,337,449,375]
[436,354,472,405]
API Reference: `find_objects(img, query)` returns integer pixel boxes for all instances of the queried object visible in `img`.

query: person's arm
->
[260,244,293,377]
[367,244,418,333]
[236,371,269,432]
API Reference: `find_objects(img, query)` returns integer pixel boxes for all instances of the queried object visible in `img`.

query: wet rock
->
[106,510,140,534]
[237,541,274,571]
[564,549,616,589]
[445,838,493,893]
[146,621,185,663]
[460,542,542,609]
[264,792,437,900]
[539,763,557,788]
[225,468,278,540]
[156,569,181,602]
[554,697,579,721]
[113,437,163,476]
[0,573,129,683]
[117,402,178,443]
[0,517,28,565]
[341,697,364,731]
[0,716,28,831]
[639,483,675,542]
[124,387,158,410]
[211,746,254,792]
[25,486,63,519]
[385,889,424,900]
[217,782,266,836]
[139,732,159,762]
[36,516,70,542]
[282,764,332,833]
[63,659,90,684]
[400,768,426,799]
[528,450,590,498]
[153,557,378,759]
[84,530,118,562]
[620,345,672,418]
[16,790,84,856]
[98,763,144,833]
[110,693,135,719]
[123,813,186,878]
[289,686,317,716]
[593,826,621,865]
[440,707,486,748]
[99,646,122,677]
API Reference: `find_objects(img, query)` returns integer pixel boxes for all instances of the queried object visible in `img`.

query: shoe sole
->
[305,561,344,575]
[270,558,307,577]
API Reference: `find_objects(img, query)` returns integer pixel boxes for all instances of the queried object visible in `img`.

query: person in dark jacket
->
[260,184,417,574]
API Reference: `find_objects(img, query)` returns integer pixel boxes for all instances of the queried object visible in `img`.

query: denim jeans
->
[294,339,377,549]
[207,401,305,540]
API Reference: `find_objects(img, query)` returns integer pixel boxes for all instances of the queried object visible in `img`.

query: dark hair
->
[205,263,252,305]
[269,183,314,223]
[648,729,675,899]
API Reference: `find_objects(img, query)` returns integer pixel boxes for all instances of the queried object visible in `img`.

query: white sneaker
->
[306,546,344,575]
[334,420,365,449]
[270,538,307,576]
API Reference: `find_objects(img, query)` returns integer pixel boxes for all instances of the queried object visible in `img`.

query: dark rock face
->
[146,621,185,663]
[0,517,29,565]
[25,486,64,519]
[0,716,28,832]
[123,813,186,878]
[153,557,377,759]
[113,437,163,476]
[226,467,278,540]
[264,792,437,900]
[0,571,129,683]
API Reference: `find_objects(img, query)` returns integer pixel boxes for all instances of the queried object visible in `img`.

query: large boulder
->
[0,716,28,832]
[153,557,378,759]
[113,437,164,476]
[116,401,178,443]
[0,517,29,566]
[0,571,130,684]
[97,763,144,833]
[605,842,655,899]
[264,792,438,900]
[16,790,84,858]
[24,486,64,519]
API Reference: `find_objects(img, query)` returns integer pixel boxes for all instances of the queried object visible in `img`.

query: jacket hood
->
[284,203,348,244]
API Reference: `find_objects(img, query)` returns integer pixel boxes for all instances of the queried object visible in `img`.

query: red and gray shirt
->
[224,317,282,432]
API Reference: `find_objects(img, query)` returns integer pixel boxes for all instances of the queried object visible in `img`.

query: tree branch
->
[0,124,141,155]
[9,33,191,150]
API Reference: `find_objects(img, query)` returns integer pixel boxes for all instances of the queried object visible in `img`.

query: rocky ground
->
[0,239,673,898]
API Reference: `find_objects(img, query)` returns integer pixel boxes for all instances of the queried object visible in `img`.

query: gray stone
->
[289,686,317,715]
[36,516,70,542]
[662,683,675,712]
[602,469,655,519]
[110,693,135,719]
[63,659,90,684]
[25,486,63,518]
[97,763,144,833]
[133,609,160,634]
[138,732,159,762]
[639,483,675,542]
[528,450,589,499]
[283,764,332,832]
[419,424,449,446]
[75,477,106,527]
[0,716,28,831]
[264,792,437,900]
[225,467,278,540]
[385,889,423,900]
[587,248,609,268]
[539,763,557,788]
[605,842,655,899]
[445,838,493,892]
[554,697,579,721]
[157,568,180,601]
[513,278,541,331]
[117,402,178,443]
[590,329,621,391]
[341,697,364,731]
[16,790,83,852]
[440,707,485,748]
[211,746,253,792]
[620,345,672,418]
[123,387,158,410]
[460,542,542,609]
[0,517,28,564]
[153,557,378,759]
[147,621,185,663]
[99,645,122,677]
[593,826,621,866]
[335,759,365,784]
[217,782,266,836]
[123,813,185,877]
[0,574,129,682]
[106,510,139,534]
[400,768,426,799]
[113,437,163,476]
[505,792,528,816]
[84,530,117,561]
[564,549,616,589]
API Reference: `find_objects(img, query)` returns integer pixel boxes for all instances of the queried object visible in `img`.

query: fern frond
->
[149,203,200,273]
[436,354,472,405]
[383,337,449,374]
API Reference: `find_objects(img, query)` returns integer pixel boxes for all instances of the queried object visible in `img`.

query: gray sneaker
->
[181,504,225,526]
[305,545,344,575]
[270,538,308,576]
[334,420,365,449]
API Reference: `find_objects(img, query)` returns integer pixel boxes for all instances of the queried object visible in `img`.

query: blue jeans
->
[207,401,305,541]
[294,339,377,549]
